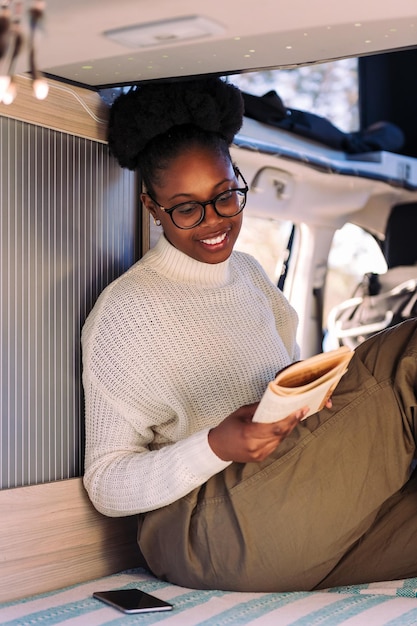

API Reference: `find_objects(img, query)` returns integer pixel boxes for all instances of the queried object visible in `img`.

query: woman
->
[82,77,417,592]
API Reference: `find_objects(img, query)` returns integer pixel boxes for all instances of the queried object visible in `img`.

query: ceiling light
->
[0,0,48,105]
[103,15,225,48]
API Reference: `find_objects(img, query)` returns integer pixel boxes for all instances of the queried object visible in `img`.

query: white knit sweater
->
[82,235,299,516]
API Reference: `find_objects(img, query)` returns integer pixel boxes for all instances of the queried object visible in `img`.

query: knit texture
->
[82,235,299,516]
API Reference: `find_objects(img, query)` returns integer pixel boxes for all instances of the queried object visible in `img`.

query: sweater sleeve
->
[83,376,230,516]
[82,284,231,517]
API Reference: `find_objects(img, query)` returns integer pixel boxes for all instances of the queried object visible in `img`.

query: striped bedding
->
[2,568,417,625]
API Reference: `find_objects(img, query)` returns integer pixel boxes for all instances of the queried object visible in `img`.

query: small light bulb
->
[33,78,49,100]
[33,0,47,10]
[2,81,17,105]
[0,75,11,102]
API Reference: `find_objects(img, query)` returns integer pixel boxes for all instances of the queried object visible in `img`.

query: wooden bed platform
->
[0,477,139,603]
[2,478,417,625]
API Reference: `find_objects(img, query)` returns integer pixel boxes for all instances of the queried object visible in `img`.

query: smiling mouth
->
[200,232,228,246]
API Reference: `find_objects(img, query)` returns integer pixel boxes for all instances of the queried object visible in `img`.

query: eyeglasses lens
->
[172,189,246,229]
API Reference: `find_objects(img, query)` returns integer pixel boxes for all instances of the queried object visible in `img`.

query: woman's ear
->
[141,192,157,219]
[141,193,162,226]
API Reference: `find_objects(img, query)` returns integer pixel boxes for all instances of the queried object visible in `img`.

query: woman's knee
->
[354,319,417,382]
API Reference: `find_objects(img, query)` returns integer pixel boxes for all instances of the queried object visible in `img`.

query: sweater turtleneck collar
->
[143,235,232,287]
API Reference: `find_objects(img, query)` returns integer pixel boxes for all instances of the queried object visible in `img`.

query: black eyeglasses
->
[147,168,249,230]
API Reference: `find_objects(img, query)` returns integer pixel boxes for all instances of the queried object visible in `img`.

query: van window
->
[324,222,387,324]
[229,57,359,133]
[236,216,293,284]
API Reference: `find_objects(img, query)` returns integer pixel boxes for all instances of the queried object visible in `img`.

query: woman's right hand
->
[208,403,308,463]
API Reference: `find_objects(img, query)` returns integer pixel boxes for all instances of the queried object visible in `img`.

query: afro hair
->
[107,77,244,170]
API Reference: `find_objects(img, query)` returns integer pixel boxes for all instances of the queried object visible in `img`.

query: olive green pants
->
[138,319,417,592]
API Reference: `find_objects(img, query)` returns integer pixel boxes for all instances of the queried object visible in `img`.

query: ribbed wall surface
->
[0,117,137,489]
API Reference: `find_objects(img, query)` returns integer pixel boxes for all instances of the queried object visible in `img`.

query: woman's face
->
[142,146,244,264]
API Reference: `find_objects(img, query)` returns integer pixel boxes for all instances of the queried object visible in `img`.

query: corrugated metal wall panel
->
[0,116,137,489]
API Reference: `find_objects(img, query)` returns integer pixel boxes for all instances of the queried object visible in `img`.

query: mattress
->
[2,568,417,625]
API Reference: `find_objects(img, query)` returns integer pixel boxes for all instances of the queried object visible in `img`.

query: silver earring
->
[153,217,161,227]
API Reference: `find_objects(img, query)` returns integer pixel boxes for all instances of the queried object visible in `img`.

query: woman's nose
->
[202,201,222,225]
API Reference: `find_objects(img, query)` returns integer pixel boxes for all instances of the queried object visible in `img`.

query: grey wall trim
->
[0,116,137,489]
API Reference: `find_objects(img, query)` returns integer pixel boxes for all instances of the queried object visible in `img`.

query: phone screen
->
[93,589,174,614]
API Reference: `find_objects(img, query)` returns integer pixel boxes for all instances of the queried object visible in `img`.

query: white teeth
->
[201,232,227,245]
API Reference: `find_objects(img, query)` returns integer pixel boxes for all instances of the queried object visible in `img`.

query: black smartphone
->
[93,588,174,614]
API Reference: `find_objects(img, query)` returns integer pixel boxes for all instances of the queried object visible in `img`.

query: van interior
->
[2,0,417,621]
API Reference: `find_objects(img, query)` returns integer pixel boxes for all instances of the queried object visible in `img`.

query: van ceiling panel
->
[13,0,417,89]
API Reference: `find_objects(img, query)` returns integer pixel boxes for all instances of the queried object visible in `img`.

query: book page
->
[252,347,353,423]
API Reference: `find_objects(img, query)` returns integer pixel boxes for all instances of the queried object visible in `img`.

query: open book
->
[252,346,354,423]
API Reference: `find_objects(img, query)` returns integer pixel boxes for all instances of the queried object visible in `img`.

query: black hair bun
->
[108,77,244,170]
